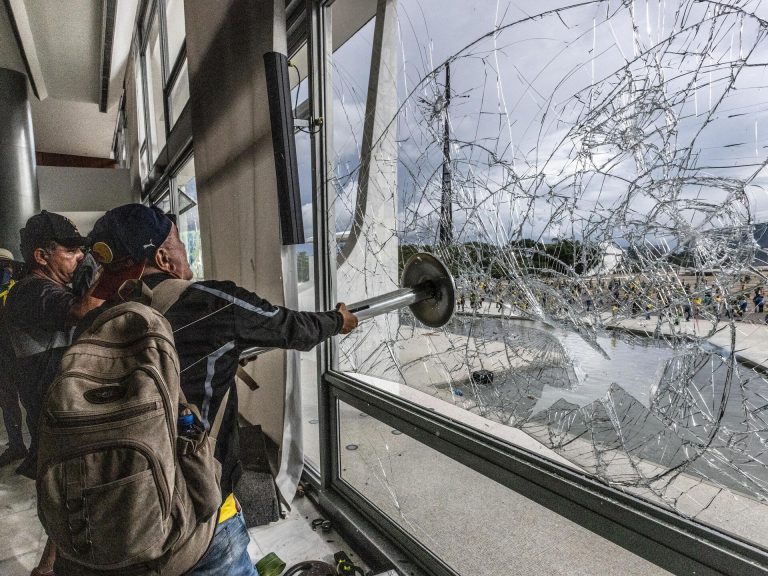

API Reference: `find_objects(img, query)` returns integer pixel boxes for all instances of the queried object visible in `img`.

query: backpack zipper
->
[50,366,176,454]
[38,439,170,517]
[47,401,160,427]
[65,333,179,448]
[75,331,175,350]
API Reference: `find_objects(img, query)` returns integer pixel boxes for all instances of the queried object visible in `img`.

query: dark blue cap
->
[88,204,173,265]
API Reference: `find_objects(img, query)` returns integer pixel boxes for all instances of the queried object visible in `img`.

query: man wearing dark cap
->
[3,211,102,478]
[2,212,103,576]
[86,203,358,575]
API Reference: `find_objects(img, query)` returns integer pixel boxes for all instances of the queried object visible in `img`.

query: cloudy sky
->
[293,0,768,250]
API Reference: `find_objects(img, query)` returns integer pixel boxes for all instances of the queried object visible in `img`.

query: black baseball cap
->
[20,211,87,262]
[88,204,175,301]
[88,203,174,266]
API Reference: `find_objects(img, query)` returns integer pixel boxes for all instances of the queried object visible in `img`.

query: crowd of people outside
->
[453,272,768,326]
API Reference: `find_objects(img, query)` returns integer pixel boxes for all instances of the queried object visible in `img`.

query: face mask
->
[71,252,99,297]
[0,268,11,285]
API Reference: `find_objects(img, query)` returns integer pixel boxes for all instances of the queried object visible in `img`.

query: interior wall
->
[0,2,25,74]
[37,165,135,232]
[185,0,288,445]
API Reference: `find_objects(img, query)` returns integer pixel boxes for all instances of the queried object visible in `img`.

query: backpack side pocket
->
[177,409,222,522]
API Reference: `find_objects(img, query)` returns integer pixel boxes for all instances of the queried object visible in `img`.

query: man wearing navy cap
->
[85,204,358,575]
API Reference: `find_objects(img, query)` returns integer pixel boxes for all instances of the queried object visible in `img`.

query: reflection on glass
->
[146,9,166,163]
[134,56,146,146]
[338,400,671,575]
[169,59,190,128]
[164,0,186,68]
[174,155,203,280]
[140,144,149,185]
[288,50,320,467]
[331,17,374,248]
[297,238,318,468]
[153,190,171,215]
[330,0,768,550]
[134,52,147,180]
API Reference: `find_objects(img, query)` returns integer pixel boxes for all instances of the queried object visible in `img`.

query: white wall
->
[186,0,297,497]
[37,166,136,233]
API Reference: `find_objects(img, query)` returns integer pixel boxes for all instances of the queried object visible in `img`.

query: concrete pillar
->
[336,0,400,377]
[185,0,301,500]
[0,68,39,259]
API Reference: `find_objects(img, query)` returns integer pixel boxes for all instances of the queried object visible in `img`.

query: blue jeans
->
[186,512,260,576]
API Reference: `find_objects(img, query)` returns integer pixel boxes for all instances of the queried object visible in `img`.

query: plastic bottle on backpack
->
[178,408,198,437]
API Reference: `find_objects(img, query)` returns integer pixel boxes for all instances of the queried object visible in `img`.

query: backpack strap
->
[149,279,193,314]
[209,389,229,442]
[148,278,230,440]
[117,278,192,314]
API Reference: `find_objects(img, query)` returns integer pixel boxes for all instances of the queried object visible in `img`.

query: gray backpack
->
[37,281,221,575]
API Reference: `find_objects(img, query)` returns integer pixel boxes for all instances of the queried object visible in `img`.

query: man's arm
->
[68,294,104,321]
[7,278,102,327]
[335,303,358,334]
[191,280,357,352]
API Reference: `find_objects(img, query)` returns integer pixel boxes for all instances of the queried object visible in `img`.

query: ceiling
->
[0,0,377,161]
[0,0,139,158]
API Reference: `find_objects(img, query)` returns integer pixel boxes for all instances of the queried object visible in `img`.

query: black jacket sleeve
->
[6,276,75,329]
[192,280,343,352]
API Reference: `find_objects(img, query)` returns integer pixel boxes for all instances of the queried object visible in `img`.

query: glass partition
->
[174,155,203,280]
[329,0,768,554]
[169,59,189,128]
[164,0,186,68]
[134,45,148,183]
[145,8,167,162]
[285,44,322,468]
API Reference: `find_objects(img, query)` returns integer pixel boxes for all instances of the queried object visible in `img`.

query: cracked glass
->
[331,0,768,551]
[338,400,673,575]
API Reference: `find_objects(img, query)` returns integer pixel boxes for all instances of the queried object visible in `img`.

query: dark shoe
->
[15,455,36,479]
[0,447,27,467]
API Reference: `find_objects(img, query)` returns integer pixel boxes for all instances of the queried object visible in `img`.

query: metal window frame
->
[137,0,183,183]
[138,0,161,172]
[166,50,188,128]
[171,149,196,216]
[132,30,150,185]
[324,371,768,576]
[306,1,768,574]
[110,91,127,165]
[146,142,194,212]
[307,0,338,487]
[162,0,189,131]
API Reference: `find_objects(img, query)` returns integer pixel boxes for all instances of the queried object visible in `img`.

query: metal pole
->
[240,279,438,362]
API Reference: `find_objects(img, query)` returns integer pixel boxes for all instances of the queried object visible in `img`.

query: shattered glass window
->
[331,0,768,551]
[338,400,673,575]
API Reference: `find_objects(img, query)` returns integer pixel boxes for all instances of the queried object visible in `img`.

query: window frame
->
[111,92,129,169]
[326,371,768,576]
[304,2,768,575]
[134,0,190,188]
